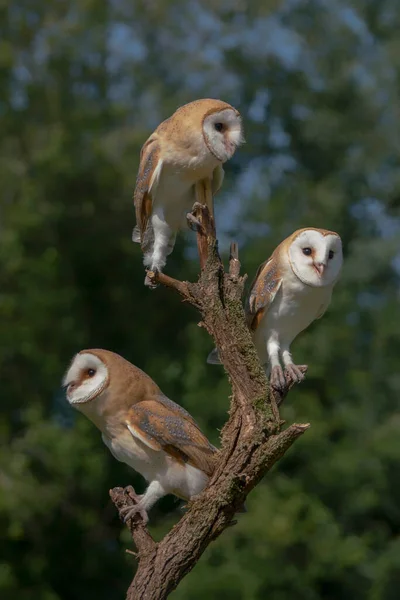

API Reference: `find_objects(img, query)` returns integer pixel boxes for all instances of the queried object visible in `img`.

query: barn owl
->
[132,98,244,286]
[63,349,218,522]
[208,228,343,391]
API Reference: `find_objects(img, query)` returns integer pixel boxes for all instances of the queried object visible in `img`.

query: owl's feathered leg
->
[149,212,172,271]
[144,207,175,288]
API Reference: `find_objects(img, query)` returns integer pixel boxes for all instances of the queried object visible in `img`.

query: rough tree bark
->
[110,201,310,600]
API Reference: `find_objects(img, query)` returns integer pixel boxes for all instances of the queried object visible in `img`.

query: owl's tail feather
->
[206,348,222,365]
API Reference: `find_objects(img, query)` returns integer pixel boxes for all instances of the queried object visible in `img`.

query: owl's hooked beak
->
[313,262,326,277]
[225,139,238,159]
[64,381,77,398]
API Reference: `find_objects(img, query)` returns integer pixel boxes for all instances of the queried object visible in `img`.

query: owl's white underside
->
[144,156,221,272]
[102,429,209,509]
[253,268,332,369]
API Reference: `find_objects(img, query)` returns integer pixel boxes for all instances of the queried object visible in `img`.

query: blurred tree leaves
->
[1,0,400,599]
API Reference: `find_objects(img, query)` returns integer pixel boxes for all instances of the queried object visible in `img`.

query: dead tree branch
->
[111,201,309,599]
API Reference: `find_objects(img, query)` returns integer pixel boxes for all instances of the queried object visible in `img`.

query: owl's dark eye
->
[328,250,334,260]
[302,247,312,256]
[87,368,96,377]
[214,122,224,132]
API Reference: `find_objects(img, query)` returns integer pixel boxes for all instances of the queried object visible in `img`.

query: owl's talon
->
[145,270,159,289]
[285,363,306,384]
[191,201,206,212]
[270,365,286,391]
[121,505,148,524]
[187,203,207,233]
[120,488,149,524]
[186,212,202,232]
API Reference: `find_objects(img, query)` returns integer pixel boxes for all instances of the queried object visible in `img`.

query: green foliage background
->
[1,1,400,598]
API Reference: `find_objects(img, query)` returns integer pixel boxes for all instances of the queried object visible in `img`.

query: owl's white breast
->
[153,158,218,230]
[102,430,209,501]
[102,429,164,482]
[163,131,219,179]
[150,133,220,231]
[160,134,219,200]
[150,171,193,230]
[253,270,332,362]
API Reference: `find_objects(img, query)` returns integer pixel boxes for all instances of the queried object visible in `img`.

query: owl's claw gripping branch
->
[186,211,204,233]
[270,365,287,392]
[272,365,308,407]
[146,270,190,297]
[109,487,156,557]
[285,363,307,384]
[117,488,149,524]
[145,270,159,289]
[187,202,208,234]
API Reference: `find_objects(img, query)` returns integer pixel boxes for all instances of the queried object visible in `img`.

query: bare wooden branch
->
[229,241,241,279]
[192,180,217,270]
[111,204,310,599]
[109,487,156,557]
[146,270,190,298]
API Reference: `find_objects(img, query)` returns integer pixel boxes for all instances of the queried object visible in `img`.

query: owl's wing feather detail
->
[133,135,163,246]
[156,394,199,427]
[126,397,217,476]
[246,256,282,331]
[126,420,161,451]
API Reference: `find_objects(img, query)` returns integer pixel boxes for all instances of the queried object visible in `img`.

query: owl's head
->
[288,228,343,288]
[63,350,109,405]
[63,349,160,412]
[202,102,244,162]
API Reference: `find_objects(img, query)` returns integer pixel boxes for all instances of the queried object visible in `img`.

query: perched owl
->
[63,349,218,522]
[208,228,343,390]
[132,99,244,286]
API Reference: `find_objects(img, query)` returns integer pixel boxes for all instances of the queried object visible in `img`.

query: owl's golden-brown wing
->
[246,255,282,331]
[132,134,163,246]
[125,396,217,476]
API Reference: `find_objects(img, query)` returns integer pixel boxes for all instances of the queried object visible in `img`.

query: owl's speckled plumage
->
[63,349,217,521]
